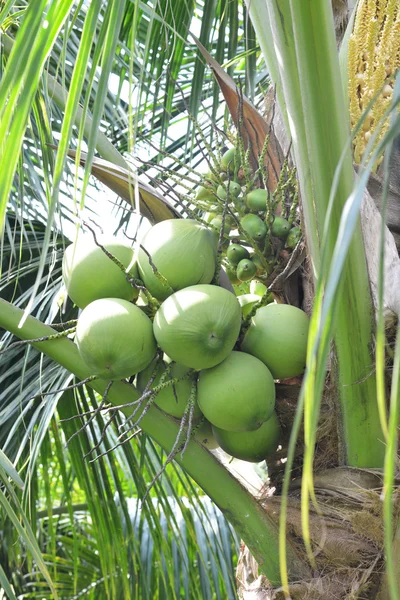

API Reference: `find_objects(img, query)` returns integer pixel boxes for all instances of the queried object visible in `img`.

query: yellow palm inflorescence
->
[348,0,400,167]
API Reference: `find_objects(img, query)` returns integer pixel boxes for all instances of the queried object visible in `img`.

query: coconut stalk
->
[0,297,311,585]
[245,0,385,469]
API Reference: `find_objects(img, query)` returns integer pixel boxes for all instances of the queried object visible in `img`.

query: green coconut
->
[240,214,267,242]
[153,284,241,370]
[227,243,250,266]
[238,293,260,317]
[63,235,138,309]
[220,148,236,172]
[138,220,216,301]
[286,226,302,248]
[137,358,202,420]
[196,185,216,202]
[194,419,219,450]
[197,351,275,432]
[203,171,219,183]
[245,189,268,211]
[271,216,290,238]
[212,412,281,462]
[217,181,241,200]
[76,298,157,380]
[210,215,233,235]
[241,303,309,379]
[250,254,265,276]
[235,198,246,213]
[237,259,257,282]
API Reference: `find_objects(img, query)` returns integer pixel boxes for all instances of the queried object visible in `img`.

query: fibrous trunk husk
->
[269,381,338,488]
[237,468,393,600]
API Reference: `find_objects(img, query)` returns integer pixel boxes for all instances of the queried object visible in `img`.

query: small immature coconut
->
[210,215,233,235]
[76,298,157,380]
[203,171,219,183]
[240,214,267,242]
[241,303,309,379]
[245,189,268,211]
[197,351,275,432]
[217,181,241,200]
[210,217,230,251]
[196,185,215,202]
[212,412,281,462]
[220,148,236,173]
[250,254,264,275]
[137,358,202,420]
[237,259,257,282]
[271,216,290,238]
[286,227,301,248]
[138,220,216,301]
[153,284,241,370]
[227,243,250,266]
[63,235,138,309]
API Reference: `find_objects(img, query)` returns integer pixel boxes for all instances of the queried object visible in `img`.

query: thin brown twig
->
[31,375,96,401]
[66,380,113,449]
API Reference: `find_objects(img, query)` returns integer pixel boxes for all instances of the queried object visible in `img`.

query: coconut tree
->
[1,1,400,599]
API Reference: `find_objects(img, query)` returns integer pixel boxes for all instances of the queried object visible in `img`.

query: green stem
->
[0,298,311,585]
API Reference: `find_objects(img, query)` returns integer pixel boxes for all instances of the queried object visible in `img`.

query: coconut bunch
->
[193,147,301,289]
[62,218,309,464]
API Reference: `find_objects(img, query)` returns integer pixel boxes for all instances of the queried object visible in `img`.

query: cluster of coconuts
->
[196,147,301,288]
[62,218,309,463]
